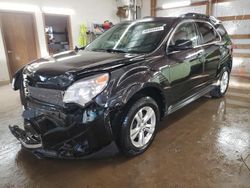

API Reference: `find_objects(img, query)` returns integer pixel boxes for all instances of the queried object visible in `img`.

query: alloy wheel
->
[130,106,156,148]
[220,71,229,94]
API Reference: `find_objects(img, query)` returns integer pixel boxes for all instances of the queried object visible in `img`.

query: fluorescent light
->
[162,0,191,9]
[0,3,75,15]
[0,2,40,12]
[42,7,75,15]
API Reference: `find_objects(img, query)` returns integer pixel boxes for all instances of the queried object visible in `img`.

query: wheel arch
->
[217,57,232,77]
[108,82,168,139]
[111,83,167,121]
[125,85,167,119]
[109,84,167,145]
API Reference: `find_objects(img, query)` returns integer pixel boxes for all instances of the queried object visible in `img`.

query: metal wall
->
[214,0,250,77]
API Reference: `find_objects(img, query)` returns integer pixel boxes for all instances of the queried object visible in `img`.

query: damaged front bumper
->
[9,99,115,159]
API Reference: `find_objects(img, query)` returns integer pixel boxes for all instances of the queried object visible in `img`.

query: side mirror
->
[74,46,85,51]
[168,39,193,52]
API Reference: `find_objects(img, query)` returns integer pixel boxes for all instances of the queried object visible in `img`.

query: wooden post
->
[151,0,157,17]
[206,0,213,16]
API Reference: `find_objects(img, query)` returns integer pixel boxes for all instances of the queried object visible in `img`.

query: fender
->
[123,82,167,106]
[104,65,168,115]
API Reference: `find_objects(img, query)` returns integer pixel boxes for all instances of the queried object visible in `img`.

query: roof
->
[119,13,221,25]
[141,13,221,25]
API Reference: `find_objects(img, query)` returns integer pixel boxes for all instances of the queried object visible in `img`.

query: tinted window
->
[196,22,220,44]
[170,22,198,47]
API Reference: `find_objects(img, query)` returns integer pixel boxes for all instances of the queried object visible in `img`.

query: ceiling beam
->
[230,34,250,39]
[206,0,213,15]
[211,0,234,3]
[218,15,250,21]
[233,44,250,49]
[233,53,250,58]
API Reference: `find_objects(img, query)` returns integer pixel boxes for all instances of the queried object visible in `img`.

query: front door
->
[0,12,39,78]
[166,21,205,104]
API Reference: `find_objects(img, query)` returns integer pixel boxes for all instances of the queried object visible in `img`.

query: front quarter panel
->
[95,59,169,112]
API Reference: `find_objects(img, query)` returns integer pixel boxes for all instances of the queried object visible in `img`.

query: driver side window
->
[170,22,198,47]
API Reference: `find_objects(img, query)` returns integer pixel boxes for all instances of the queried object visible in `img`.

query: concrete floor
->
[0,76,250,188]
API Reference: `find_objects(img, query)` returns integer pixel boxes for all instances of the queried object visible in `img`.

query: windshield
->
[86,22,167,54]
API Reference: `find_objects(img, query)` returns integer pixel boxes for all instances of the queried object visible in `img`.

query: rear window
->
[196,22,220,44]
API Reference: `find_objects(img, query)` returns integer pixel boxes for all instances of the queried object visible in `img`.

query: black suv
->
[10,13,232,159]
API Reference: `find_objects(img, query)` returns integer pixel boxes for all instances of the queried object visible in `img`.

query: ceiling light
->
[0,2,39,12]
[42,7,75,15]
[162,0,191,9]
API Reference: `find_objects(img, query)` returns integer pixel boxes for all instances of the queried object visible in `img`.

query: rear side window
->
[196,22,220,44]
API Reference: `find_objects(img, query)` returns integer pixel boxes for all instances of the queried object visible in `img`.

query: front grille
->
[28,86,64,106]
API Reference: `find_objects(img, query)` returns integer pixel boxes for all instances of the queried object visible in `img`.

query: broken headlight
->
[63,73,109,106]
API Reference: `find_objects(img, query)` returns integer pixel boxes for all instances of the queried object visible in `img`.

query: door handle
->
[7,50,13,54]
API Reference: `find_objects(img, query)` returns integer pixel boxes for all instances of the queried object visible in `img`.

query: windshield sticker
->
[142,26,165,34]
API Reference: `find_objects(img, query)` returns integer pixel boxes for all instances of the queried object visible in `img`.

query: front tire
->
[118,96,160,156]
[210,67,230,98]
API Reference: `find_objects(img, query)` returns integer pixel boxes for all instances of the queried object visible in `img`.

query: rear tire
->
[210,67,230,98]
[118,96,160,156]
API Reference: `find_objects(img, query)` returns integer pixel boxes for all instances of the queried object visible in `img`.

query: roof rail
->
[181,13,221,24]
[181,13,209,19]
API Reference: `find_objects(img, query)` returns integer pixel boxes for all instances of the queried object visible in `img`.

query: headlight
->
[63,73,109,106]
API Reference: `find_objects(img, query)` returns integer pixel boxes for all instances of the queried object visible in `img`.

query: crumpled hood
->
[23,50,143,89]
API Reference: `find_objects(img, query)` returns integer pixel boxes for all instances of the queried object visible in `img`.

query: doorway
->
[43,14,73,54]
[0,12,40,79]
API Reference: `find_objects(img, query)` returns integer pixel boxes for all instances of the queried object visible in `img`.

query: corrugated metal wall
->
[156,0,250,78]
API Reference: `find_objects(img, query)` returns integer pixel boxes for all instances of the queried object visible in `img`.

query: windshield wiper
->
[105,48,127,53]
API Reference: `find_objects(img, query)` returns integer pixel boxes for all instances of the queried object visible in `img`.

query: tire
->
[210,67,230,98]
[118,96,160,156]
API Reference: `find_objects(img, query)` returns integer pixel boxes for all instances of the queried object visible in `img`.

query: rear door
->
[165,21,205,104]
[195,21,221,83]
